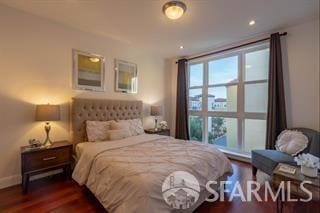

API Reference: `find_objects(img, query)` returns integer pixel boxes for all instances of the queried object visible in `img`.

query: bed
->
[71,98,233,213]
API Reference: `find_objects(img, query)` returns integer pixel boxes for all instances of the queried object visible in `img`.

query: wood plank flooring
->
[0,160,318,213]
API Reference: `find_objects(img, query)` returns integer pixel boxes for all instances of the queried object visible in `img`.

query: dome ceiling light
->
[162,1,187,20]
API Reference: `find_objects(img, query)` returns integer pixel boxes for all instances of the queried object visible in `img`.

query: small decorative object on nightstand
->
[21,141,72,193]
[150,105,162,131]
[145,128,170,136]
[272,163,319,213]
[35,104,60,147]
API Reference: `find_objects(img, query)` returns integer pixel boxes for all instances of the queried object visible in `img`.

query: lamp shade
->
[151,106,162,116]
[35,104,60,121]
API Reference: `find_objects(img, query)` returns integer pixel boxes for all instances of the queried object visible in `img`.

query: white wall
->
[168,18,320,137]
[0,5,168,188]
[282,19,319,130]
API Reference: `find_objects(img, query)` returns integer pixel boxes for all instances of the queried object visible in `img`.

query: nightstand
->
[21,141,72,193]
[144,128,170,136]
[272,163,319,213]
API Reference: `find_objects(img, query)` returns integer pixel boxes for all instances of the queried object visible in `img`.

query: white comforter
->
[73,134,232,213]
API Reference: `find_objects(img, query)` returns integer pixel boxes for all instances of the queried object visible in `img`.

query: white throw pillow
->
[275,130,308,156]
[112,119,144,136]
[86,120,114,142]
[110,120,130,131]
[106,129,131,141]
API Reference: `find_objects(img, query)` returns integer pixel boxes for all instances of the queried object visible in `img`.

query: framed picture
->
[72,49,105,91]
[114,59,138,93]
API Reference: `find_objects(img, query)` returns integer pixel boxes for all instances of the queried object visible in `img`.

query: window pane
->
[244,119,266,152]
[189,63,203,87]
[245,83,268,113]
[189,116,203,142]
[208,117,238,150]
[189,88,202,111]
[208,86,237,111]
[245,48,269,81]
[208,56,238,85]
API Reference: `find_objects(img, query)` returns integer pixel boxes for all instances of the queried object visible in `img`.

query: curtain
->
[175,59,190,140]
[266,32,287,149]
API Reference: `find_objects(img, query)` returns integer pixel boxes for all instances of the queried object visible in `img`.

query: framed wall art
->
[72,49,105,91]
[114,59,138,93]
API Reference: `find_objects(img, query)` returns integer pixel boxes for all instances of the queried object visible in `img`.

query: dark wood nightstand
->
[144,128,170,136]
[21,141,72,193]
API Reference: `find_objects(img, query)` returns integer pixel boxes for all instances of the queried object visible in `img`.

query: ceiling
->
[1,0,319,58]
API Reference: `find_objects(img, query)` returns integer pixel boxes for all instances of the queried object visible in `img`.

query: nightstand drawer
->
[22,147,71,172]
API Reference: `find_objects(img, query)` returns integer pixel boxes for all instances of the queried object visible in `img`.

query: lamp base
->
[42,122,53,147]
[43,138,53,147]
[154,118,158,131]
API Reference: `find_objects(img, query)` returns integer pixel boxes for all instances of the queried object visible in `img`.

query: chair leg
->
[252,165,258,177]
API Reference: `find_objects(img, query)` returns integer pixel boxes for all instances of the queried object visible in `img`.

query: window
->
[188,43,269,155]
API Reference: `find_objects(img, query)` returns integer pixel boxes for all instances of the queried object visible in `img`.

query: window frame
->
[187,42,269,154]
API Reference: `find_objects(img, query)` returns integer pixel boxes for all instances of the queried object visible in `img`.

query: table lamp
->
[35,104,60,147]
[151,106,162,131]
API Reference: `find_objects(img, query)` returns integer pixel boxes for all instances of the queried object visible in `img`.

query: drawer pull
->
[42,157,56,161]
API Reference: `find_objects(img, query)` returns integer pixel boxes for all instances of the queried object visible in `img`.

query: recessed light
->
[179,45,184,49]
[249,20,256,26]
[163,1,187,20]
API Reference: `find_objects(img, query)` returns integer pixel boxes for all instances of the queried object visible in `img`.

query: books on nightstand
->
[278,164,297,175]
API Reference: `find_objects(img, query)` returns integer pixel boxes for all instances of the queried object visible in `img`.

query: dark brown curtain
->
[266,33,287,149]
[175,59,190,140]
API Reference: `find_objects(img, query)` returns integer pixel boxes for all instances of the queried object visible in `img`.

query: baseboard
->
[0,169,63,190]
[0,175,21,189]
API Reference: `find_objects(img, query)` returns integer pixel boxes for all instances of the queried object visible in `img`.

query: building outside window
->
[188,42,269,155]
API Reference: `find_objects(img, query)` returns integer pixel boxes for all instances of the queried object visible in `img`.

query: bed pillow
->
[86,120,114,142]
[275,130,309,156]
[110,120,130,131]
[107,129,131,141]
[111,119,144,136]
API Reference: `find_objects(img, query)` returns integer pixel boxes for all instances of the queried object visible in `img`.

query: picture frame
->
[72,49,105,92]
[114,59,138,93]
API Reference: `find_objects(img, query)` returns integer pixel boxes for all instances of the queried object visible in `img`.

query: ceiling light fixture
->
[163,1,187,20]
[180,45,184,49]
[249,20,256,26]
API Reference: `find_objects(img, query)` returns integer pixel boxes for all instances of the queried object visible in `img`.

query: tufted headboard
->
[71,98,143,144]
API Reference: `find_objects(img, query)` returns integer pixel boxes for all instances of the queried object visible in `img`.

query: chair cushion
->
[251,150,297,175]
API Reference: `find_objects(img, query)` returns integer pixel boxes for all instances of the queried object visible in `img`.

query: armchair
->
[251,128,319,176]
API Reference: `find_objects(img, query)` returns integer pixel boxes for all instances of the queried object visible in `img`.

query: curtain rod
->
[176,32,287,63]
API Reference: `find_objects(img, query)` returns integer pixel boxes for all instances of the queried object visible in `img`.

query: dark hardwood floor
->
[0,160,318,213]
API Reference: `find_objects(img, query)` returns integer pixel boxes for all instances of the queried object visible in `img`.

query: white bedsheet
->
[72,134,232,213]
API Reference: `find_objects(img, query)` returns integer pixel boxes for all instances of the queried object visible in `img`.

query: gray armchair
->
[251,128,320,176]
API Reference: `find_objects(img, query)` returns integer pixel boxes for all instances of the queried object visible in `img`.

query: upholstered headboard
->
[71,98,143,144]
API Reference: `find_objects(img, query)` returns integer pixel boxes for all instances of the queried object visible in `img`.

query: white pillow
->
[106,129,131,141]
[112,119,144,136]
[86,120,114,142]
[275,130,309,156]
[110,120,130,131]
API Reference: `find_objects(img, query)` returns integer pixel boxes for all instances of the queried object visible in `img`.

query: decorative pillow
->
[86,120,114,142]
[110,120,130,131]
[275,130,309,156]
[106,129,131,141]
[111,119,144,136]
